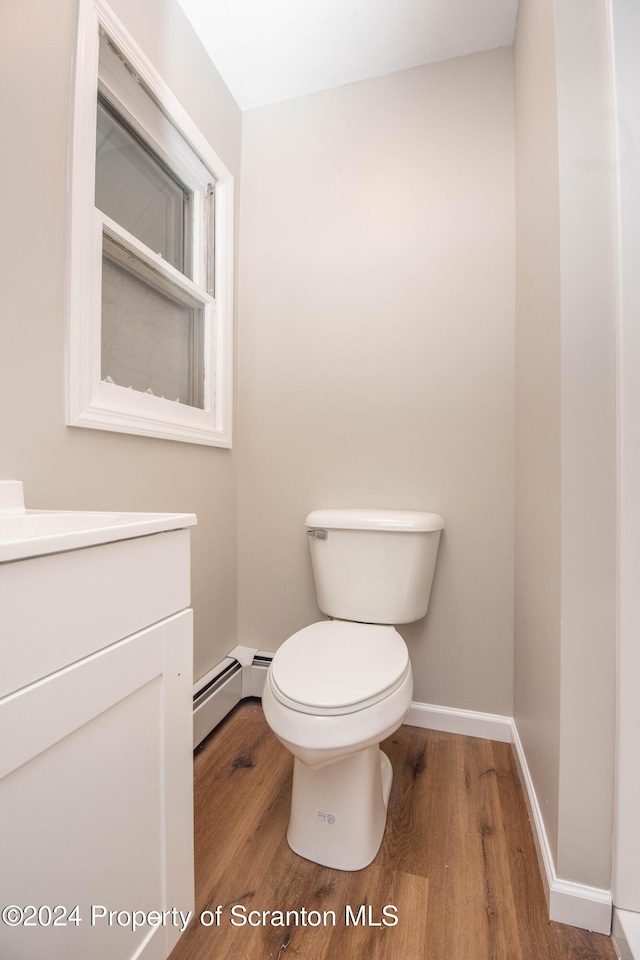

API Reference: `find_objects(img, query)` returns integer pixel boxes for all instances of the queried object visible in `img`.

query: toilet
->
[262,507,444,871]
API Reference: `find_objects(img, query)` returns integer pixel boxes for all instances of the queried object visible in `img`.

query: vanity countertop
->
[0,481,196,563]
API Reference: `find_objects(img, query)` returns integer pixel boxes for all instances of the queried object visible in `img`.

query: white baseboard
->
[192,661,613,936]
[613,908,640,960]
[549,879,612,935]
[405,701,513,742]
[510,721,612,935]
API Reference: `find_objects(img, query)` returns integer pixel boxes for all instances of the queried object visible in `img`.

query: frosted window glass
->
[101,235,205,409]
[96,99,190,274]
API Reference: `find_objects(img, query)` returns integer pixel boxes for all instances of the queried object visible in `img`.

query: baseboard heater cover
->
[193,659,241,706]
[192,650,272,748]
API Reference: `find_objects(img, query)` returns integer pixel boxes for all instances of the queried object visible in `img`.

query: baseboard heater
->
[193,647,273,748]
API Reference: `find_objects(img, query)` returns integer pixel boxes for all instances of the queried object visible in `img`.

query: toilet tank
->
[305,508,444,625]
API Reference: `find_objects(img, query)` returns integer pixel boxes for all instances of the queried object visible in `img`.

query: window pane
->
[101,234,205,409]
[96,99,191,274]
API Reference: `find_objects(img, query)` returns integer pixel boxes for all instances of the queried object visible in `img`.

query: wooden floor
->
[169,701,617,960]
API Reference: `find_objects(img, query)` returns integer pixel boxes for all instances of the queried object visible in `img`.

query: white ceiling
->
[175,0,519,111]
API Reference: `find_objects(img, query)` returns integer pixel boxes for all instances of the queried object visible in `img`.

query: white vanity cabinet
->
[0,520,196,960]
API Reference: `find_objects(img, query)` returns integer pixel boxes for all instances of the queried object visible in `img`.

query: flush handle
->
[307,529,328,540]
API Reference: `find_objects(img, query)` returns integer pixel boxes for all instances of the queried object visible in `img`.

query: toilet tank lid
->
[305,508,444,532]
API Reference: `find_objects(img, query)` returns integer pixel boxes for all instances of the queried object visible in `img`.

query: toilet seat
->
[270,620,410,716]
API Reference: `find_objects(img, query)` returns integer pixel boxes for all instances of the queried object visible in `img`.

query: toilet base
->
[286,745,393,871]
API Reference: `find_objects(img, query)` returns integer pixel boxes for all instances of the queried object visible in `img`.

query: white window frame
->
[67,0,234,446]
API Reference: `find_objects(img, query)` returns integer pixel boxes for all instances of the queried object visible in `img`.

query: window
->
[67,0,233,445]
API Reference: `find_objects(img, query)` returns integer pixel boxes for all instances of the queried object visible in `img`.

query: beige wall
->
[238,50,516,715]
[0,0,242,683]
[514,0,617,890]
[554,0,617,889]
[611,0,640,911]
[513,0,563,866]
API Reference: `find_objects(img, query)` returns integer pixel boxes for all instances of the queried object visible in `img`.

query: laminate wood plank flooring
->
[169,701,617,960]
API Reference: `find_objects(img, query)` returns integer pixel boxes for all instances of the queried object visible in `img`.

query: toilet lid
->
[269,620,410,715]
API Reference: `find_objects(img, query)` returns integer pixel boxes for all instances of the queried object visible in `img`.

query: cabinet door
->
[0,610,194,960]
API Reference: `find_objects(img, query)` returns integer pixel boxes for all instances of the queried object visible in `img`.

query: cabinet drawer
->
[0,529,190,699]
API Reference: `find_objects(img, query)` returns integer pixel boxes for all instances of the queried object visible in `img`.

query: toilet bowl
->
[263,508,443,871]
[262,620,413,871]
